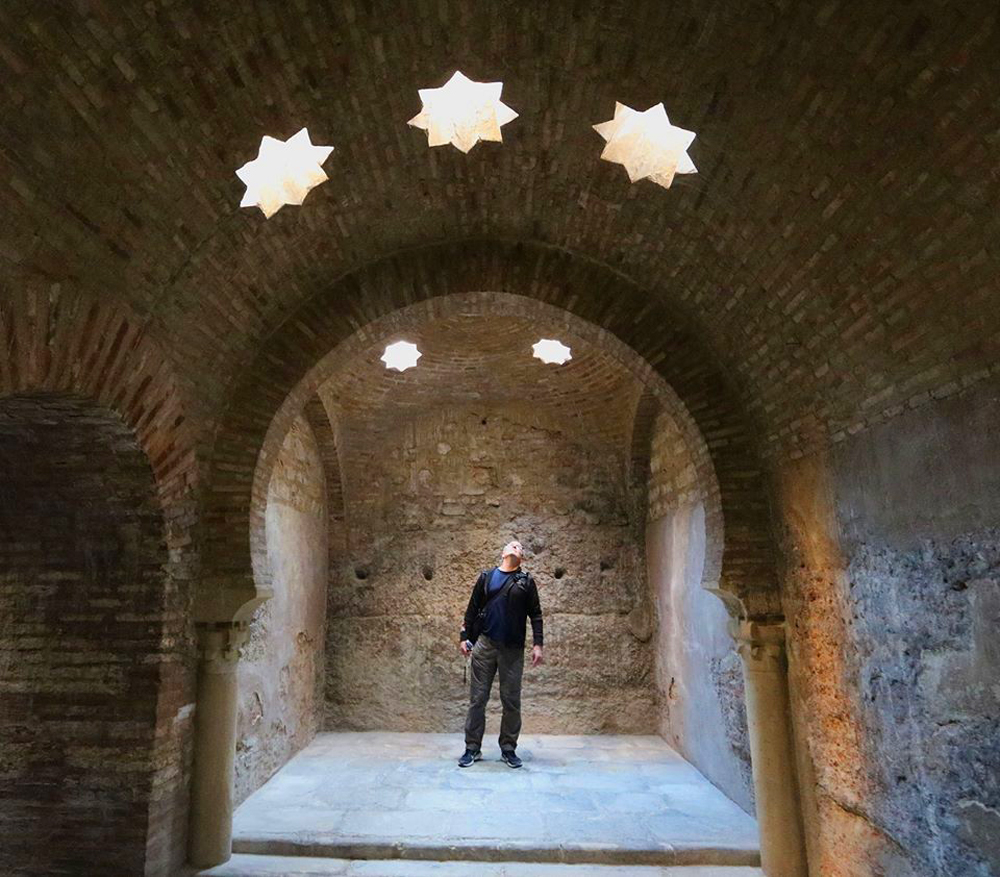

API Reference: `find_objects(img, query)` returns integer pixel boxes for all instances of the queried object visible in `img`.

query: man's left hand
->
[531,645,544,667]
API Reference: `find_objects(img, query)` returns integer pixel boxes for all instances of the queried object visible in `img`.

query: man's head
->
[502,540,524,564]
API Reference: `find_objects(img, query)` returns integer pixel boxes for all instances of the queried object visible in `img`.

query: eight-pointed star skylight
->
[236,128,334,218]
[593,102,697,189]
[381,341,422,372]
[408,70,518,153]
[532,339,572,365]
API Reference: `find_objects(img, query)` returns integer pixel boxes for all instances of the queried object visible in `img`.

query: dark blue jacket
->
[461,567,544,648]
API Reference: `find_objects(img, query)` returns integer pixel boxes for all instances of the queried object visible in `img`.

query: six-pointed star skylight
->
[408,70,518,153]
[593,102,697,189]
[381,341,422,372]
[532,339,572,365]
[236,128,334,218]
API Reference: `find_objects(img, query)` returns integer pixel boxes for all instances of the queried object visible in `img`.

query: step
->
[231,836,760,868]
[195,853,765,876]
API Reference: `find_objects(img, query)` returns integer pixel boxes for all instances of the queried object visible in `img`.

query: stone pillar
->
[188,622,247,868]
[732,619,808,877]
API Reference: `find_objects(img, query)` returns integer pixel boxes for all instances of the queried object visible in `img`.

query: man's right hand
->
[460,640,472,656]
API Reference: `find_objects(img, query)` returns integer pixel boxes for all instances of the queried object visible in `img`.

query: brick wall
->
[0,3,997,871]
[0,395,177,876]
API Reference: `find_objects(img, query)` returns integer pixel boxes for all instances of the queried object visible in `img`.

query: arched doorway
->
[190,247,800,872]
[214,292,779,869]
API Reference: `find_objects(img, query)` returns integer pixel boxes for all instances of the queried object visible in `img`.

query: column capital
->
[730,618,787,671]
[195,621,248,672]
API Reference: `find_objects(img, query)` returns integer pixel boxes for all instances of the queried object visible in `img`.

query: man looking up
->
[458,539,544,769]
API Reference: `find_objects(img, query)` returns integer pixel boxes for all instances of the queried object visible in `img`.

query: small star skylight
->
[532,339,572,365]
[593,102,696,189]
[236,128,333,218]
[381,341,422,372]
[408,71,518,153]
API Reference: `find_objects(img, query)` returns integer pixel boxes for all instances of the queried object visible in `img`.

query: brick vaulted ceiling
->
[2,1,998,455]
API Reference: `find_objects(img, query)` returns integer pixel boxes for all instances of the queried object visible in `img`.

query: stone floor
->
[224,733,760,872]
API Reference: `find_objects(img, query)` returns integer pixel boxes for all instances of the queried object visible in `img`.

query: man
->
[458,539,543,769]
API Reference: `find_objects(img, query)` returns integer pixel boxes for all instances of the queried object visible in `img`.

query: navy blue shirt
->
[482,567,517,644]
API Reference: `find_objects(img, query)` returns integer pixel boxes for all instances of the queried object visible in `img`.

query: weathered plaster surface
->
[323,405,655,735]
[781,379,1000,877]
[236,417,328,804]
[646,412,754,814]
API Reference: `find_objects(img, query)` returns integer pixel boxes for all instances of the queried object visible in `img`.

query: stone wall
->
[0,395,174,876]
[235,417,327,804]
[324,404,656,735]
[645,409,755,814]
[781,378,1000,877]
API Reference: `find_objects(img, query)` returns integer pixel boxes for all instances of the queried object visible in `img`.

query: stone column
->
[732,619,808,877]
[188,622,247,868]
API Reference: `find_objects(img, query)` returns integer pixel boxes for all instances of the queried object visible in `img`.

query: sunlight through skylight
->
[593,102,696,189]
[532,339,572,365]
[408,71,518,153]
[236,128,334,218]
[381,340,422,372]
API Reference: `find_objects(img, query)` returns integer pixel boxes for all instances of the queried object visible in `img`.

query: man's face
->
[502,540,523,562]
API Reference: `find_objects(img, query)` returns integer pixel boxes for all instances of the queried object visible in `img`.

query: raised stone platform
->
[227,733,760,869]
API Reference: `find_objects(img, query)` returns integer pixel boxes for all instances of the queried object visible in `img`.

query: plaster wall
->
[235,417,328,804]
[645,411,755,814]
[324,404,656,736]
[781,378,1000,877]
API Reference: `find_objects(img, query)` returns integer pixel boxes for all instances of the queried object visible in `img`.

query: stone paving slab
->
[231,733,759,868]
[197,854,765,876]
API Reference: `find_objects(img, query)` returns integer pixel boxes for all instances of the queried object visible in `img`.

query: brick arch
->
[628,388,662,490]
[0,290,200,874]
[243,292,737,637]
[203,241,779,622]
[302,395,346,525]
[302,393,348,562]
[0,289,199,505]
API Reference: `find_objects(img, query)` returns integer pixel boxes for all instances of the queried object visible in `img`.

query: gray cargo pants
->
[464,634,524,753]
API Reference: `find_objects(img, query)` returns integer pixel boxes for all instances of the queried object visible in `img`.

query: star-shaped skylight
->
[532,339,572,365]
[593,102,696,189]
[408,71,518,153]
[236,128,333,218]
[381,341,422,372]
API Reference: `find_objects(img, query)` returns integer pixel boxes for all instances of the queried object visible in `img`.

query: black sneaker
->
[458,749,482,767]
[501,750,523,769]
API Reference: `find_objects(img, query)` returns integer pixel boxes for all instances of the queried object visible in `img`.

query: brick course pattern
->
[228,283,763,631]
[0,2,998,874]
[1,0,995,470]
[0,396,182,876]
[0,289,199,875]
